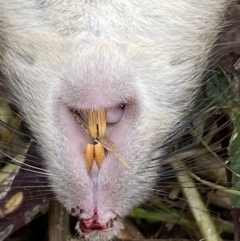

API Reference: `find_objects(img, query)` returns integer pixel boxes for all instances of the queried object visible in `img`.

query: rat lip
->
[78,218,115,233]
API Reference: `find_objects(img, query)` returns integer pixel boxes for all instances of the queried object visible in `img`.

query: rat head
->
[0,0,228,239]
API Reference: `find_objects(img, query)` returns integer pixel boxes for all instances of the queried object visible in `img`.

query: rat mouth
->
[71,106,131,171]
[79,217,116,233]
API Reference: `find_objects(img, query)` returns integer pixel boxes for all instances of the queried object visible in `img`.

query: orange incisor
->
[73,108,130,171]
[86,143,105,171]
[85,110,106,171]
[88,109,106,139]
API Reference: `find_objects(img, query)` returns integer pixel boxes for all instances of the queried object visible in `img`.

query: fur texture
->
[0,0,232,240]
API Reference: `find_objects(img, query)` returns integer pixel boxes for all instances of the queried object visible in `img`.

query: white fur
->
[0,0,232,240]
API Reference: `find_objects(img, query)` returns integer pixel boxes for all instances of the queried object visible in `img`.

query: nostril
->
[106,105,125,124]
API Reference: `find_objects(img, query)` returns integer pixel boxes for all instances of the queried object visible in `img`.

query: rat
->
[0,0,236,240]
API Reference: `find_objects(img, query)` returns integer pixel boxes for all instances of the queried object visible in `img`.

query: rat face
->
[0,0,228,239]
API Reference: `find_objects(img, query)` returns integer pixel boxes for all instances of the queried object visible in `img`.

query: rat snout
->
[53,46,140,239]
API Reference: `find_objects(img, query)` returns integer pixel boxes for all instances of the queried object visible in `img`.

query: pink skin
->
[66,104,126,232]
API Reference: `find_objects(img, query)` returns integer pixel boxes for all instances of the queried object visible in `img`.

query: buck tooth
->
[85,144,94,171]
[94,143,105,168]
[88,110,98,139]
[97,109,106,137]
